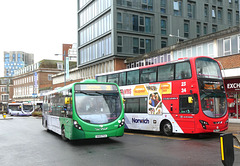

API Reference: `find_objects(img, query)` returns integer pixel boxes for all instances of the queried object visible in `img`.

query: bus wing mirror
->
[188,97,193,103]
[65,97,71,104]
[122,98,125,104]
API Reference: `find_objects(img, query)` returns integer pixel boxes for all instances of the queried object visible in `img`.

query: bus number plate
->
[95,134,107,138]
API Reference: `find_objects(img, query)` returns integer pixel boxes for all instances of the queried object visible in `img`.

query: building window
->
[117,12,122,29]
[208,43,214,57]
[238,36,240,52]
[12,54,16,62]
[132,15,138,31]
[218,8,223,23]
[145,17,151,33]
[203,23,208,35]
[223,38,231,55]
[161,17,167,35]
[141,0,153,11]
[133,38,139,54]
[196,22,201,37]
[187,1,196,19]
[140,39,145,54]
[139,16,145,32]
[212,25,217,33]
[127,0,132,7]
[4,54,9,62]
[217,0,223,6]
[236,11,239,25]
[48,74,53,81]
[160,0,167,13]
[197,46,203,56]
[57,63,63,70]
[161,38,167,48]
[186,48,192,57]
[212,6,216,23]
[204,4,209,20]
[1,87,7,92]
[146,39,152,53]
[228,10,232,25]
[184,20,189,38]
[1,94,9,102]
[173,0,182,16]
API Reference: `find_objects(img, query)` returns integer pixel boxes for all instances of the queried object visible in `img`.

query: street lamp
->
[55,52,68,86]
[169,29,188,43]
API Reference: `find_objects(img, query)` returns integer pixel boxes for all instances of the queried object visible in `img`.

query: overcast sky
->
[0,0,77,77]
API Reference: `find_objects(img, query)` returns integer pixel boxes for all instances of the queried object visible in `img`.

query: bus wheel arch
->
[61,125,68,141]
[160,120,173,136]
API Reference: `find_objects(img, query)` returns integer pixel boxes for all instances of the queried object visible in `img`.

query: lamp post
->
[55,52,68,86]
[169,29,188,43]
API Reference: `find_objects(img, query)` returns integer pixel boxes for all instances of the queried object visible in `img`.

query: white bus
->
[8,103,34,116]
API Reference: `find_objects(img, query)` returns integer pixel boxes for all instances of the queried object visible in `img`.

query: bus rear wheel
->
[61,126,68,141]
[162,121,173,136]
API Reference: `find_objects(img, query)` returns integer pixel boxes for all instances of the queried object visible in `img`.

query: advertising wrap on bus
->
[96,56,229,135]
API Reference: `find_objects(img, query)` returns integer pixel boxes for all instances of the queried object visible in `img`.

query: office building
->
[77,0,239,70]
[4,51,34,77]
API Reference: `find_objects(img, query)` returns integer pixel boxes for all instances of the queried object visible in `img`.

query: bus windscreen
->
[75,91,121,124]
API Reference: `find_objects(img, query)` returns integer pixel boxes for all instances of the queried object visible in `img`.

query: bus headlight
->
[118,118,125,128]
[73,120,82,130]
[199,120,209,129]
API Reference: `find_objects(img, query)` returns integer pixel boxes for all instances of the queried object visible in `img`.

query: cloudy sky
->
[0,0,77,77]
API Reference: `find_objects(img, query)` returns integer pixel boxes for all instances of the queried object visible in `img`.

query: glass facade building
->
[77,0,239,68]
[4,51,34,77]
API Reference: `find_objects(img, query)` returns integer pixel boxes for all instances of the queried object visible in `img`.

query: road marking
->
[125,132,191,141]
[234,145,240,150]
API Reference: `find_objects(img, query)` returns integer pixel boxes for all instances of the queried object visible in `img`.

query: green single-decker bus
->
[42,79,124,140]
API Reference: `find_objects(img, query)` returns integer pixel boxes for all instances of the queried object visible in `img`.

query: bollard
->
[220,133,234,166]
[3,113,6,119]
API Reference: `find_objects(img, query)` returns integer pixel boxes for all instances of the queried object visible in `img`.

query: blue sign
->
[34,72,38,87]
[66,57,69,80]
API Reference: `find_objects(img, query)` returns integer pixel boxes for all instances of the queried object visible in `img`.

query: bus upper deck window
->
[175,62,191,80]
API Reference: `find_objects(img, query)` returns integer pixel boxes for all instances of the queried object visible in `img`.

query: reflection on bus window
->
[75,92,121,124]
[158,64,174,82]
[127,70,139,85]
[196,58,221,79]
[201,93,227,118]
[175,62,191,79]
[140,67,157,83]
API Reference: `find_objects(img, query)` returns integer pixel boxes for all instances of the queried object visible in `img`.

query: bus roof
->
[95,56,216,76]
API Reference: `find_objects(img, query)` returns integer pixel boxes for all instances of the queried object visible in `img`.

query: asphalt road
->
[0,117,239,166]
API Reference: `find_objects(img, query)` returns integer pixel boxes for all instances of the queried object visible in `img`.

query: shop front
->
[225,78,240,119]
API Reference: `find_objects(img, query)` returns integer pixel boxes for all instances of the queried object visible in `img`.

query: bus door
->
[174,94,199,133]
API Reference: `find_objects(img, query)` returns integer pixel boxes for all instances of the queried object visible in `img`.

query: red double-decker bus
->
[96,56,228,135]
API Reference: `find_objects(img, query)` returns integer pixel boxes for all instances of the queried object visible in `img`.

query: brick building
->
[12,60,76,104]
[0,78,13,111]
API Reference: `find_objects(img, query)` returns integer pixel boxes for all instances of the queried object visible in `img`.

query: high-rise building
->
[77,0,239,70]
[4,51,34,77]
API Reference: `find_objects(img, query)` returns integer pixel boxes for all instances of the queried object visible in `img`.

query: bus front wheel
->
[61,126,68,141]
[162,121,173,136]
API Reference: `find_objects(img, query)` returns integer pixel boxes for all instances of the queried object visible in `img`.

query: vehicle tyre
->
[61,126,68,141]
[162,121,173,136]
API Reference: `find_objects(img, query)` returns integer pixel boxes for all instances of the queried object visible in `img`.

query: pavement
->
[222,119,240,145]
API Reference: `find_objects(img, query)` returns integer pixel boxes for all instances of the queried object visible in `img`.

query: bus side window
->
[158,64,174,82]
[127,70,139,85]
[175,62,191,80]
[119,72,126,86]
